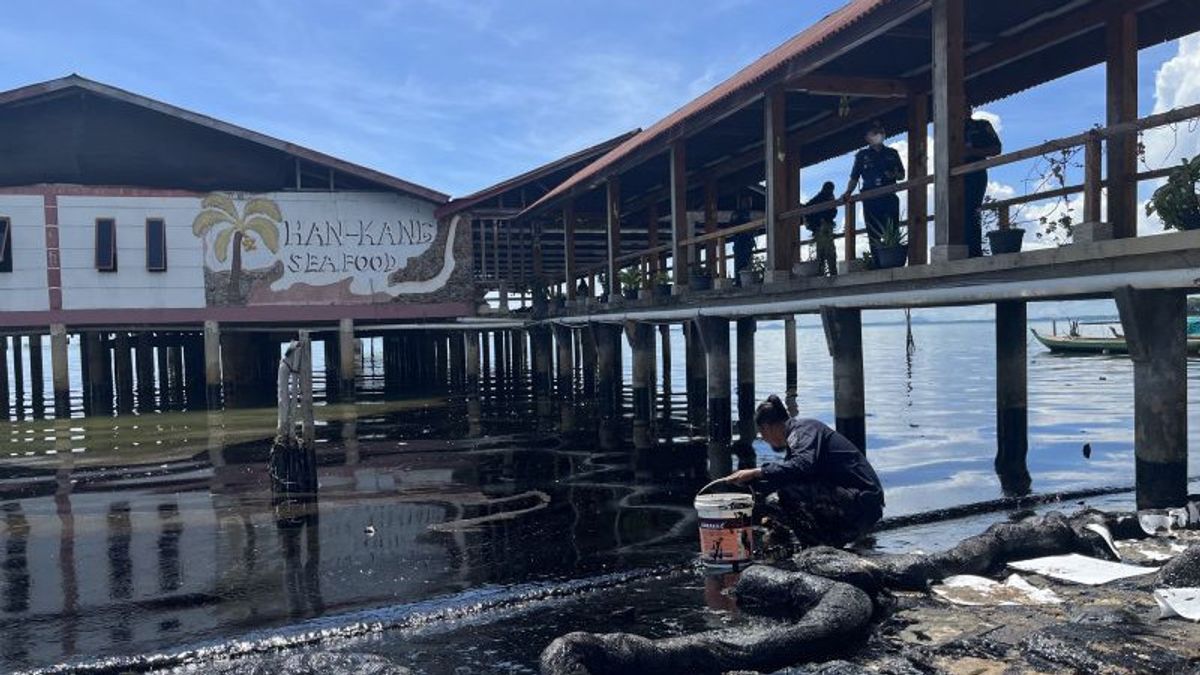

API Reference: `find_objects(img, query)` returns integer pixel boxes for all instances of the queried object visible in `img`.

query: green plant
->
[750,255,766,275]
[859,250,875,269]
[691,263,715,279]
[874,219,907,248]
[652,270,672,286]
[1146,156,1200,230]
[618,267,643,292]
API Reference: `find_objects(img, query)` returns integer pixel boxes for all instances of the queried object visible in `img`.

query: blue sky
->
[2,1,1197,219]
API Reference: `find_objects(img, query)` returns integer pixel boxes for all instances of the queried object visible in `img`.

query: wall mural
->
[192,192,469,307]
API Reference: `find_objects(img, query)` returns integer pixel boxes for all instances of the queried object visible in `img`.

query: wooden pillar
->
[628,322,655,423]
[764,86,793,281]
[821,307,866,451]
[580,326,597,395]
[685,321,708,432]
[931,0,968,262]
[465,331,481,388]
[28,333,44,417]
[168,344,185,405]
[530,327,552,394]
[594,324,620,415]
[203,320,221,409]
[134,333,154,411]
[449,330,465,387]
[659,324,672,405]
[670,141,690,291]
[907,94,929,265]
[1115,288,1188,510]
[647,204,661,273]
[703,178,718,272]
[338,318,355,401]
[784,315,798,397]
[1106,12,1138,239]
[700,317,731,456]
[113,333,134,414]
[606,177,622,302]
[554,324,573,395]
[0,335,8,420]
[563,202,577,300]
[995,301,1030,496]
[11,335,24,418]
[50,324,70,418]
[736,318,756,442]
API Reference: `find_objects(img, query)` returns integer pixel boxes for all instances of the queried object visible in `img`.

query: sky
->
[3,0,1198,321]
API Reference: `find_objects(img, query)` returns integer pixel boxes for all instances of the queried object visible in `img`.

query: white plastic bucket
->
[694,492,755,565]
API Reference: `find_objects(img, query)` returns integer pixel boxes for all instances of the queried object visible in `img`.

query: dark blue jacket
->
[759,417,884,504]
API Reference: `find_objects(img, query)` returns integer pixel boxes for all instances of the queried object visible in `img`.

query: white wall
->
[0,195,49,312]
[58,195,207,310]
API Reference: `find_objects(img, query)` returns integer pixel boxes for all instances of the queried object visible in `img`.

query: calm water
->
[0,315,1198,673]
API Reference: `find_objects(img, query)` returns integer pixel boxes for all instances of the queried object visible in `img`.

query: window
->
[145,218,167,271]
[95,218,117,272]
[0,218,11,273]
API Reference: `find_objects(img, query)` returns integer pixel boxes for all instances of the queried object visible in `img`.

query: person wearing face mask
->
[843,121,905,264]
[723,395,884,548]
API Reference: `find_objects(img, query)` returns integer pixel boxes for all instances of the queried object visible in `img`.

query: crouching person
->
[724,395,884,549]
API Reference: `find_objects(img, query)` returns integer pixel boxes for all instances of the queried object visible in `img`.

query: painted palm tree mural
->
[192,194,282,294]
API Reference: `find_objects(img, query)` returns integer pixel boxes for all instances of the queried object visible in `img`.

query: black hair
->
[821,181,835,192]
[866,120,886,136]
[754,395,789,427]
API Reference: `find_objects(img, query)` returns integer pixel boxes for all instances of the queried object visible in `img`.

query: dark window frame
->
[95,217,118,272]
[145,217,167,272]
[0,217,11,273]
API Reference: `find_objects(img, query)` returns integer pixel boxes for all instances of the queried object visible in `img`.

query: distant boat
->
[1032,318,1200,355]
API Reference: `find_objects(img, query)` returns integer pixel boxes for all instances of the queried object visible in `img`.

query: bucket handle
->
[696,477,755,498]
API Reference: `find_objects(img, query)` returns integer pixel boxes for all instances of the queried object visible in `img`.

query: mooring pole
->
[821,307,866,451]
[995,301,1031,496]
[1115,287,1188,510]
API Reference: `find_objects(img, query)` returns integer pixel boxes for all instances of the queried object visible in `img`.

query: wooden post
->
[784,315,798,396]
[931,0,968,262]
[647,204,660,273]
[704,178,718,272]
[821,307,866,451]
[563,202,577,300]
[135,333,154,411]
[701,317,732,460]
[50,324,70,417]
[0,335,8,420]
[844,202,857,262]
[298,331,315,449]
[764,87,793,282]
[28,333,44,417]
[606,177,621,301]
[1107,11,1138,239]
[907,94,929,265]
[670,141,690,291]
[203,320,221,409]
[338,318,355,401]
[114,333,134,414]
[1084,132,1103,224]
[11,335,24,418]
[995,301,1031,496]
[736,318,756,442]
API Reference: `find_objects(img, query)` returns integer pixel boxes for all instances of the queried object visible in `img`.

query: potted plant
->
[652,270,672,299]
[550,289,566,310]
[872,219,908,269]
[689,264,715,291]
[619,268,642,300]
[981,196,1025,254]
[740,255,766,287]
[1146,156,1200,231]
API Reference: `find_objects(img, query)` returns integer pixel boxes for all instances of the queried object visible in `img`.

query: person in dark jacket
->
[804,181,839,277]
[843,121,905,264]
[730,196,753,286]
[724,395,884,547]
[964,106,1002,257]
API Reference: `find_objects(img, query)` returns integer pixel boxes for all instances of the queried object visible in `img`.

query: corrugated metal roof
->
[0,74,450,203]
[524,0,915,216]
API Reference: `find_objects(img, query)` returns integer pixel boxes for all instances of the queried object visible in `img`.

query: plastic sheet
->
[1008,553,1158,585]
[932,574,1062,606]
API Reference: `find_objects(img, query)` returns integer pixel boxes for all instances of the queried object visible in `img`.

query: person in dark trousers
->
[724,395,884,548]
[576,278,590,300]
[843,121,905,264]
[804,181,839,277]
[730,196,753,286]
[964,106,1002,257]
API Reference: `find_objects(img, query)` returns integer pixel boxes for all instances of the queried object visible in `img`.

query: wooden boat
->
[1032,323,1200,355]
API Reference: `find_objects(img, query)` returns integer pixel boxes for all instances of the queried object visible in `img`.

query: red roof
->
[524,0,919,215]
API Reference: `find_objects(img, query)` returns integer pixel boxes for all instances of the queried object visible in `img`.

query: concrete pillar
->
[28,333,44,417]
[134,333,154,411]
[1115,287,1188,510]
[338,318,355,401]
[203,320,221,409]
[995,301,1031,496]
[554,325,573,396]
[580,328,597,395]
[50,324,70,418]
[113,333,134,414]
[594,324,621,415]
[627,322,655,423]
[659,324,672,417]
[11,335,24,418]
[685,321,708,433]
[700,317,732,464]
[156,336,171,406]
[493,327,505,382]
[736,318,756,442]
[0,335,8,420]
[83,332,112,415]
[448,331,465,387]
[821,307,866,451]
[465,331,481,387]
[168,345,185,406]
[185,333,206,406]
[784,316,798,396]
[530,327,552,394]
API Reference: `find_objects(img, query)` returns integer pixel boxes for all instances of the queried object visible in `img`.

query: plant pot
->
[690,275,713,292]
[793,261,820,278]
[875,244,908,269]
[987,228,1025,254]
[739,271,759,287]
[622,289,639,300]
[1169,210,1200,231]
[654,283,672,299]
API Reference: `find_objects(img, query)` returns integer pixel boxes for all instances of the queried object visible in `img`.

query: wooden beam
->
[907,93,929,265]
[932,0,967,260]
[647,203,660,272]
[704,177,718,268]
[606,177,621,294]
[670,141,690,287]
[1106,10,1138,238]
[787,74,910,98]
[765,87,794,278]
[563,201,577,299]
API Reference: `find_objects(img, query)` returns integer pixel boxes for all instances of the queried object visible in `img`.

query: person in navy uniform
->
[964,106,1002,257]
[724,395,884,548]
[729,195,754,286]
[843,121,905,264]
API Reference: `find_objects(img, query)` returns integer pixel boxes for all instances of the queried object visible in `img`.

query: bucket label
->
[699,519,753,563]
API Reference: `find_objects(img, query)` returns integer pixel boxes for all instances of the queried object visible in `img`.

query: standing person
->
[804,181,839,277]
[576,277,590,301]
[843,121,905,263]
[964,106,1002,257]
[730,196,753,287]
[724,395,884,548]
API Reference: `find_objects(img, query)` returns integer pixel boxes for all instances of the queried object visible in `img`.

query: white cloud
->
[1142,34,1200,169]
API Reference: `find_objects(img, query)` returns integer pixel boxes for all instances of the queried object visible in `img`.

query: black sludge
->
[539,567,873,675]
[1157,543,1200,588]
